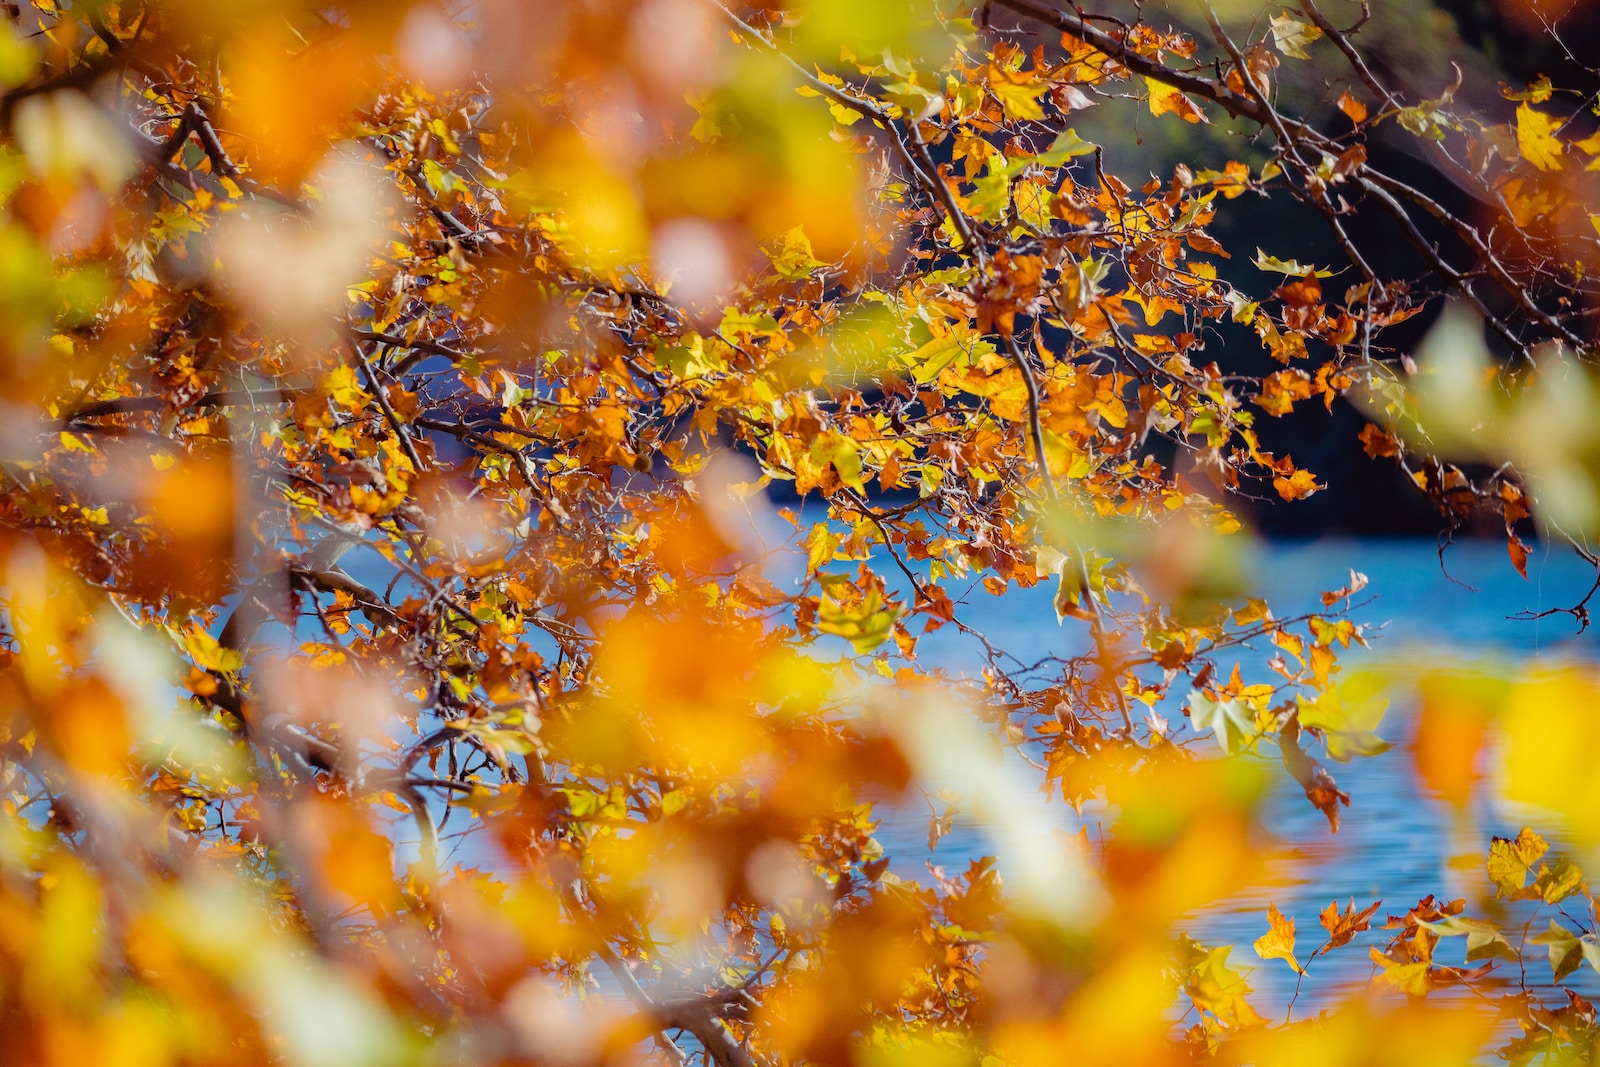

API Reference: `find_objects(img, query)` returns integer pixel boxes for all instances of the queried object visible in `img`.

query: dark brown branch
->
[991,0,1270,125]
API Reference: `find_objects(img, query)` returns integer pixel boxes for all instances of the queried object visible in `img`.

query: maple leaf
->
[1187,693,1259,754]
[1034,128,1097,166]
[1369,949,1448,996]
[1336,89,1367,124]
[1254,248,1335,277]
[1516,103,1566,172]
[763,226,824,279]
[1270,13,1323,60]
[1487,827,1548,897]
[1320,898,1381,949]
[1415,914,1516,963]
[1253,902,1303,973]
[1527,855,1586,904]
[1273,466,1322,501]
[1145,76,1209,124]
[1528,920,1600,983]
[1176,939,1267,1028]
[1500,74,1554,102]
[1296,679,1389,762]
[991,78,1047,120]
[1508,530,1530,579]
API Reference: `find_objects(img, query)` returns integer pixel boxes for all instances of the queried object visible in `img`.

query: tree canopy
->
[4,0,1600,1064]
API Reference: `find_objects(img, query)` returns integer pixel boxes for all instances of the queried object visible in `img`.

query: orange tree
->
[3,0,1600,1064]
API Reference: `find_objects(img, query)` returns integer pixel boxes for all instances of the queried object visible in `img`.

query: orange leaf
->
[1507,530,1530,579]
[1336,89,1368,124]
[1273,466,1322,501]
[1320,898,1381,949]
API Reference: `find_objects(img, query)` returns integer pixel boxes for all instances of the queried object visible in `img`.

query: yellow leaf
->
[1254,248,1334,277]
[991,79,1046,121]
[1487,827,1548,898]
[323,364,371,408]
[828,99,864,126]
[1253,902,1303,973]
[763,226,824,279]
[1145,76,1208,124]
[1516,103,1566,171]
[1573,130,1600,156]
[804,522,839,574]
[1500,74,1554,103]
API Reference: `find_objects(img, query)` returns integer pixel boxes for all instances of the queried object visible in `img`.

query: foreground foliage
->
[3,0,1600,1063]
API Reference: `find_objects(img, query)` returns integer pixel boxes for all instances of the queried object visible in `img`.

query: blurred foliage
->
[0,0,1599,1064]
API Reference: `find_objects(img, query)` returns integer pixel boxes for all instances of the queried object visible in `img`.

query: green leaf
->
[1295,677,1389,762]
[816,587,899,654]
[1188,694,1259,755]
[966,157,1013,222]
[1036,129,1098,166]
[1530,920,1585,983]
[1415,915,1516,962]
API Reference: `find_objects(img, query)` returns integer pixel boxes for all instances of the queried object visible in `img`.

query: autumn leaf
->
[1320,898,1381,949]
[1487,827,1548,897]
[816,585,899,653]
[1146,76,1209,124]
[1516,103,1566,171]
[992,79,1047,121]
[1500,74,1554,103]
[1270,14,1323,60]
[1175,938,1266,1028]
[764,226,825,279]
[1273,466,1323,501]
[1336,89,1367,124]
[1253,902,1303,973]
[1507,530,1530,579]
[1369,950,1444,996]
[1527,856,1587,904]
[1254,248,1335,277]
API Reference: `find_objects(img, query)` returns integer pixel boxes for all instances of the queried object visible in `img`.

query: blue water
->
[875,536,1600,1016]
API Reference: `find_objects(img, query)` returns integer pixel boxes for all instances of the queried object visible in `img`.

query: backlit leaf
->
[1269,14,1322,60]
[1516,103,1566,172]
[1252,902,1303,973]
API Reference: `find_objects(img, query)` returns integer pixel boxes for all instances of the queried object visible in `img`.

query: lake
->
[874,536,1600,1016]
